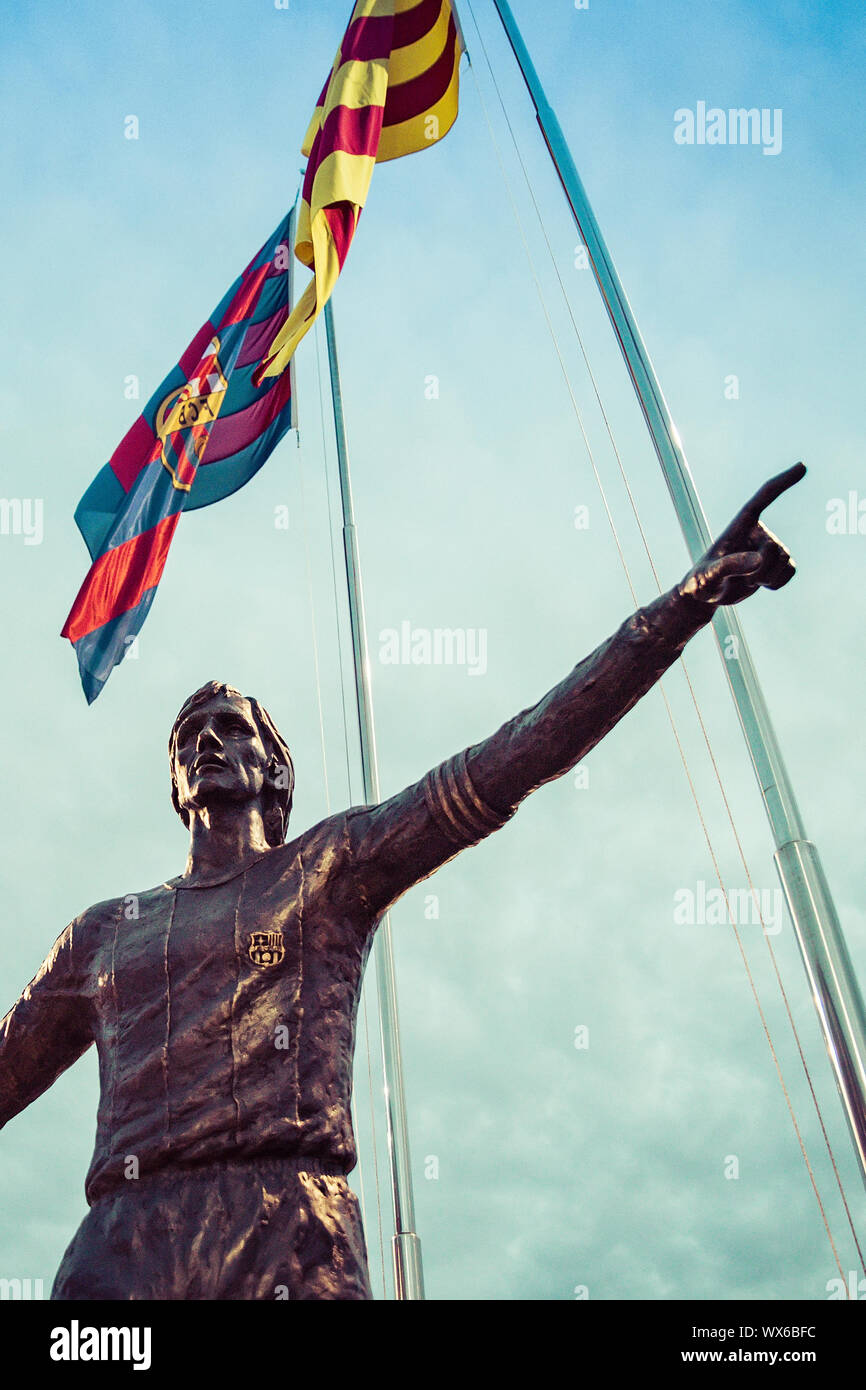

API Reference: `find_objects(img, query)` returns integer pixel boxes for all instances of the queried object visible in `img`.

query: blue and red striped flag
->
[62,210,298,703]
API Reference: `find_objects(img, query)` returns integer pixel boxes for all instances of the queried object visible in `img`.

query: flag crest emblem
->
[155,337,230,491]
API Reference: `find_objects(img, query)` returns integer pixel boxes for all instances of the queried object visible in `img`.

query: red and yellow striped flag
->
[256,0,463,382]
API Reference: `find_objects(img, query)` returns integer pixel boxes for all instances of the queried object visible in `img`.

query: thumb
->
[702,551,764,586]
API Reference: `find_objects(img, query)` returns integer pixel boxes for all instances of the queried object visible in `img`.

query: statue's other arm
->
[346,465,805,921]
[0,919,93,1129]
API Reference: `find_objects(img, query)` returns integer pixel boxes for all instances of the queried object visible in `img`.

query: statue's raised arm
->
[347,464,806,917]
[467,462,804,810]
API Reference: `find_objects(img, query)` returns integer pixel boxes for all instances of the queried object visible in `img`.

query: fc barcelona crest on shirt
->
[248,929,285,968]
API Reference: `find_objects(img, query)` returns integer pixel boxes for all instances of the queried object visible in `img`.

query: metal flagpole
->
[490,0,866,1191]
[323,298,425,1300]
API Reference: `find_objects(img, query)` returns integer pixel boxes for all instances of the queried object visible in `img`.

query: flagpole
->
[323,298,425,1301]
[490,0,866,1192]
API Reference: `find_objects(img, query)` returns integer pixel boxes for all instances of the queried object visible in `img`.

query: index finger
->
[741,462,807,525]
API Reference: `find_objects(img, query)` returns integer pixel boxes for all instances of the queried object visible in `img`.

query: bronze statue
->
[0,464,805,1299]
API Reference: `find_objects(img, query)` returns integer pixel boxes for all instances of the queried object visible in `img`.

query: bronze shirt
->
[0,750,514,1203]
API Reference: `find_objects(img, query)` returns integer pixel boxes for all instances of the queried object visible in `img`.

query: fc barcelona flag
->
[62,210,298,703]
[257,0,464,382]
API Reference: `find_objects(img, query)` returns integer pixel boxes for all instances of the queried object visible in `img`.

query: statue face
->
[172,692,272,819]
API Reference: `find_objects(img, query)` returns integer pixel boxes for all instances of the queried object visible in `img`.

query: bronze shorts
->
[51,1156,373,1300]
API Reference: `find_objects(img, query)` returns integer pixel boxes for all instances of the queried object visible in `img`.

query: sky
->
[1,0,865,1302]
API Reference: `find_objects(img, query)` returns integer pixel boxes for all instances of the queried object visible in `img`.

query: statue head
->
[169,681,294,848]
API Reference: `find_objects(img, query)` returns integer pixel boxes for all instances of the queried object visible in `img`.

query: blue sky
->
[1,0,865,1301]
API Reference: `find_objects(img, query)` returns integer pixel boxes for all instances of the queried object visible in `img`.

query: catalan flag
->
[257,0,464,382]
[63,210,298,704]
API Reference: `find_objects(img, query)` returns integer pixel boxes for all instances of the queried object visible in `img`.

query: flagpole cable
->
[461,1,852,1285]
[313,317,389,1296]
[463,0,865,1274]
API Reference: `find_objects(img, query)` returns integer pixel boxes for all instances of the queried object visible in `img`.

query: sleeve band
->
[422,748,514,847]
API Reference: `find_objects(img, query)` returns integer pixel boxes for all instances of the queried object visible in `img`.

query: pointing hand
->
[678,463,806,609]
